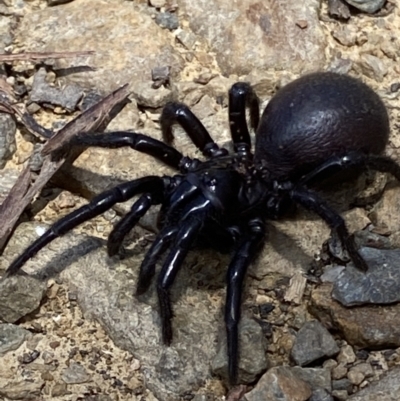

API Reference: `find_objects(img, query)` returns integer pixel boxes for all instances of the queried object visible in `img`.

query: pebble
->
[332,364,348,380]
[61,362,91,384]
[0,324,31,356]
[344,0,386,13]
[291,321,339,366]
[337,344,356,365]
[155,12,179,30]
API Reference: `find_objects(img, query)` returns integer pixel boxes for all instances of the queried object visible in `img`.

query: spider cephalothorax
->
[5,72,400,385]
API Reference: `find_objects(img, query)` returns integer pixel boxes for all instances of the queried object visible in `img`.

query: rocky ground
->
[1,0,400,400]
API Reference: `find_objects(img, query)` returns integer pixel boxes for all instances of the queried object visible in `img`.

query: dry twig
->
[0,83,130,252]
[0,50,95,62]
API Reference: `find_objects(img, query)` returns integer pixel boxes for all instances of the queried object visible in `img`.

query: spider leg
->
[298,152,400,186]
[107,193,158,257]
[225,218,265,385]
[136,226,178,295]
[70,131,184,170]
[160,102,229,158]
[228,82,260,152]
[136,179,202,295]
[290,186,368,271]
[5,176,167,277]
[157,213,206,345]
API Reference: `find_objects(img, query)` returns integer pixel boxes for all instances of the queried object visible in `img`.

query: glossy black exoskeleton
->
[5,72,399,385]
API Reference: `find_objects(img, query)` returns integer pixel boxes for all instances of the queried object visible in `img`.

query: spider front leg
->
[291,186,368,272]
[225,218,265,385]
[228,82,259,152]
[70,131,184,170]
[5,176,168,277]
[160,102,229,158]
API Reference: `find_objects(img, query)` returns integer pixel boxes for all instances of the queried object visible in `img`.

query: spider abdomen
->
[254,72,390,180]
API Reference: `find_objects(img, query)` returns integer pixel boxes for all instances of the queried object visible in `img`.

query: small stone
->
[0,276,47,323]
[337,345,356,365]
[49,341,60,349]
[332,389,349,401]
[51,382,69,397]
[348,362,374,385]
[333,248,400,306]
[332,26,357,47]
[309,388,334,401]
[131,81,173,108]
[211,317,268,383]
[26,102,41,114]
[347,369,365,386]
[328,0,351,19]
[41,351,55,364]
[332,364,348,380]
[41,371,54,381]
[291,321,339,366]
[245,366,312,401]
[258,303,275,318]
[19,350,40,364]
[0,324,30,357]
[323,359,338,370]
[30,67,83,111]
[344,0,386,13]
[356,54,388,82]
[333,379,352,392]
[176,29,197,50]
[155,12,179,30]
[149,0,166,7]
[61,362,91,384]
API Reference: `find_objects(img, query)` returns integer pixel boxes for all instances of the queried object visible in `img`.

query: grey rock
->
[311,283,400,349]
[16,0,185,93]
[155,12,179,30]
[332,378,353,392]
[0,275,47,323]
[244,366,312,401]
[344,0,386,13]
[348,366,400,400]
[291,367,332,392]
[309,388,334,401]
[328,0,351,19]
[0,113,16,169]
[30,67,83,111]
[356,53,388,82]
[332,247,400,306]
[291,321,339,366]
[178,0,326,76]
[0,323,31,356]
[211,317,268,384]
[354,229,392,250]
[0,380,44,400]
[131,81,174,108]
[176,29,197,50]
[0,223,223,399]
[61,361,91,384]
[333,389,349,401]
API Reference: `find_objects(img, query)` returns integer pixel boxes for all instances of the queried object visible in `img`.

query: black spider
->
[5,71,400,385]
